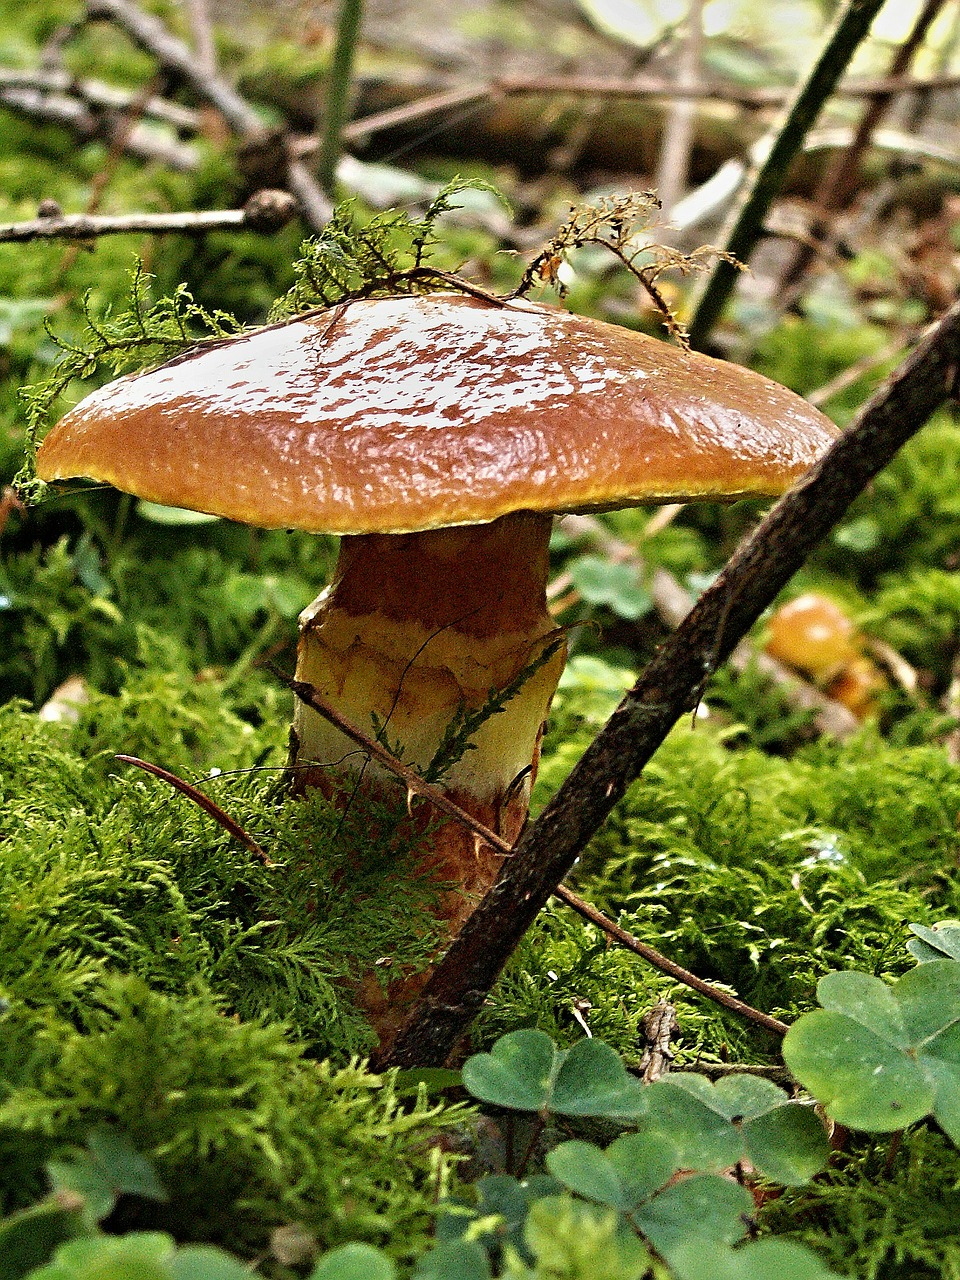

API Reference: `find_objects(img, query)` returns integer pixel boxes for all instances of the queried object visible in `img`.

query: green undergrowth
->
[765,1128,960,1279]
[508,662,960,1064]
[0,690,450,1056]
[0,979,463,1269]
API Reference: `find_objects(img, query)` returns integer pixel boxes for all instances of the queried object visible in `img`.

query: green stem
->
[687,0,887,349]
[317,0,365,199]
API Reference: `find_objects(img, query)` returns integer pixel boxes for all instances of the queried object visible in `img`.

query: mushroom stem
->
[290,510,565,1045]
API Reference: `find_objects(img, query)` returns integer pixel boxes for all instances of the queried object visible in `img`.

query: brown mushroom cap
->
[37,293,837,534]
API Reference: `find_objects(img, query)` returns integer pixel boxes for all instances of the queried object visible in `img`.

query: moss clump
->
[0,979,464,1269]
[0,693,446,1057]
[764,1127,960,1279]
[497,677,960,1061]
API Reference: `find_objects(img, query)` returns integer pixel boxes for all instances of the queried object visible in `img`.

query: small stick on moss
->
[0,191,299,244]
[638,1000,679,1082]
[115,754,273,866]
[271,666,788,1036]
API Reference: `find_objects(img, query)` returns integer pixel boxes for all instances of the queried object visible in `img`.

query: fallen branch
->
[86,0,263,137]
[0,189,298,243]
[83,0,331,233]
[381,295,960,1069]
[342,69,960,144]
[0,68,200,129]
[0,85,198,170]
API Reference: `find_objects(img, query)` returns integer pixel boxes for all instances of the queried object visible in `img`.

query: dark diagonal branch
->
[688,0,887,348]
[382,296,960,1069]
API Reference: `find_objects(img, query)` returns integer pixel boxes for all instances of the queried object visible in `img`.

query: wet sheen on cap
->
[37,293,839,534]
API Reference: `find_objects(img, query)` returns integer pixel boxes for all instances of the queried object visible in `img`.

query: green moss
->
[765,1128,960,1279]
[514,698,960,1060]
[0,979,465,1267]
[0,692,451,1056]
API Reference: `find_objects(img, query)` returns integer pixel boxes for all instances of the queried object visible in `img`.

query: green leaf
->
[895,960,960,1043]
[0,1200,89,1280]
[783,964,960,1133]
[86,1127,168,1204]
[412,1239,491,1280]
[461,1029,559,1112]
[907,921,960,963]
[168,1246,253,1280]
[547,1135,678,1211]
[742,1104,830,1185]
[461,1033,644,1118]
[816,969,909,1046]
[667,1072,787,1122]
[633,1173,753,1262]
[549,1038,646,1118]
[670,1237,843,1280]
[569,556,651,620]
[311,1243,397,1280]
[24,1232,175,1280]
[639,1080,743,1171]
[783,1008,934,1130]
[48,1128,166,1227]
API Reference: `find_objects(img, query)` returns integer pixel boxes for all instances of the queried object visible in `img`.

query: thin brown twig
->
[341,69,960,144]
[557,886,789,1036]
[269,664,787,1035]
[114,754,274,866]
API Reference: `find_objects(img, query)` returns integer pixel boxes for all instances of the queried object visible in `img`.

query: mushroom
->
[36,291,838,1046]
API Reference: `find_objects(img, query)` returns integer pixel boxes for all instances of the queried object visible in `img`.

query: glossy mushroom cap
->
[37,293,838,530]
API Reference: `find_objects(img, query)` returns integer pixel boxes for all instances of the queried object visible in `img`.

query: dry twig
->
[0,190,298,244]
[115,754,273,866]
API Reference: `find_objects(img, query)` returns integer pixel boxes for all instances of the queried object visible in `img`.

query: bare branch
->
[0,84,198,169]
[342,69,960,145]
[269,665,785,1038]
[86,0,264,137]
[0,68,200,129]
[0,190,298,243]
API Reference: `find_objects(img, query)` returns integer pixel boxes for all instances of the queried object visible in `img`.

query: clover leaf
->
[461,1032,644,1118]
[784,960,960,1139]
